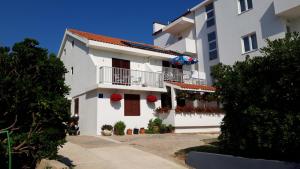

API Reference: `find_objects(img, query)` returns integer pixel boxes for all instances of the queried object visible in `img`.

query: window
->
[207,31,218,60]
[238,0,253,13]
[71,66,73,75]
[71,40,75,47]
[206,3,215,28]
[74,98,79,115]
[242,33,258,53]
[124,94,140,116]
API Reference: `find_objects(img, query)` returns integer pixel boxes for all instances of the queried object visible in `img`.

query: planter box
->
[158,110,224,133]
[186,152,300,169]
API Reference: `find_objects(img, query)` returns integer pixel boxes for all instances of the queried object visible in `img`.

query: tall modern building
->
[153,0,300,84]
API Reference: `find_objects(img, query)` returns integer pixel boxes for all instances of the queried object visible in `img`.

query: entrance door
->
[112,58,130,85]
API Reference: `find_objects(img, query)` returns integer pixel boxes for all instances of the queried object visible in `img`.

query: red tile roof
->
[167,82,216,92]
[68,29,180,55]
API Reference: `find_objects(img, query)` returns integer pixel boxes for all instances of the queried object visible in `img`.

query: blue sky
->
[0,0,202,54]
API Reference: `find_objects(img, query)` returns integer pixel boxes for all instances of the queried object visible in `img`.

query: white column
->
[171,87,177,109]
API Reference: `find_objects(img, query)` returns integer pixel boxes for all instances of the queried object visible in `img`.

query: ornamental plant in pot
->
[101,124,113,136]
[127,128,133,135]
[139,127,145,134]
[114,121,126,136]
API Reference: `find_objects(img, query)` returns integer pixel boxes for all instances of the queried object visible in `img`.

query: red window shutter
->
[124,94,140,116]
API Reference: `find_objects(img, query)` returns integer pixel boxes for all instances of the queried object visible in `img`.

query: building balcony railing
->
[166,38,197,55]
[162,67,207,85]
[99,66,164,88]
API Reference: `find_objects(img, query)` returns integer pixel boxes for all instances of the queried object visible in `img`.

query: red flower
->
[110,94,122,101]
[147,95,157,102]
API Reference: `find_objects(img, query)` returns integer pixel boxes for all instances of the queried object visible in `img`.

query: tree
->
[211,33,300,161]
[0,39,70,168]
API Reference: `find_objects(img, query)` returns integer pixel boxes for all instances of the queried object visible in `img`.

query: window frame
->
[206,2,215,28]
[238,0,253,14]
[241,32,258,54]
[207,31,218,60]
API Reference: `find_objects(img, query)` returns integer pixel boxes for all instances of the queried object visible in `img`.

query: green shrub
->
[114,121,126,135]
[0,39,70,168]
[211,33,300,162]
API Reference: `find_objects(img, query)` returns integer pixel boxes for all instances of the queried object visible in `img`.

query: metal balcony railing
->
[99,66,164,88]
[162,67,207,85]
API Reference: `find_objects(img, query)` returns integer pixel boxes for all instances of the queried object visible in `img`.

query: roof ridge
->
[68,28,175,52]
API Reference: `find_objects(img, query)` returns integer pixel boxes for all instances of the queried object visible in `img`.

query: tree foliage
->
[211,33,300,161]
[0,39,70,168]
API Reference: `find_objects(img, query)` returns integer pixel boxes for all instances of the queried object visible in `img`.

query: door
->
[124,94,140,116]
[112,58,130,85]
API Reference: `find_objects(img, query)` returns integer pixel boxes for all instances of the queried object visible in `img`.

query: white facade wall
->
[214,0,286,65]
[153,0,300,85]
[159,111,224,133]
[60,36,97,98]
[96,90,161,135]
[89,49,164,73]
[77,91,98,135]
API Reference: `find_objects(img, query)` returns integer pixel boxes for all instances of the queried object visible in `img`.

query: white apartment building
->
[153,0,300,84]
[58,29,224,135]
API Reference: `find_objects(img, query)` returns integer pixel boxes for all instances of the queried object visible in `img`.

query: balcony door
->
[162,61,182,82]
[112,58,130,85]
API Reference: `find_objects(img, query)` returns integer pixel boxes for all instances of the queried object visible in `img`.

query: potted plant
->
[114,121,126,136]
[101,124,113,136]
[139,127,145,134]
[127,128,133,135]
[133,128,139,134]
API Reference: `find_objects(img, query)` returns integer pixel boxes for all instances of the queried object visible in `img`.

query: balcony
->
[274,0,300,18]
[162,67,206,85]
[99,67,164,89]
[166,38,197,55]
[162,17,195,35]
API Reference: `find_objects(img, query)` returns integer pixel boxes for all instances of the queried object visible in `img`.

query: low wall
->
[186,152,300,169]
[159,111,224,133]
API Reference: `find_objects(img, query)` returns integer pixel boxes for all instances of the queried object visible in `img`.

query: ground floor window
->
[74,98,79,115]
[124,94,140,116]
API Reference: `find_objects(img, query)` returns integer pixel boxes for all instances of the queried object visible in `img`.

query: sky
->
[0,0,203,54]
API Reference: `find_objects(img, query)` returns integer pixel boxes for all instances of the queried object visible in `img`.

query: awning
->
[165,82,215,93]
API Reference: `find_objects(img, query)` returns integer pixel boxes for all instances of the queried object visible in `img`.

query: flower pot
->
[102,129,112,136]
[139,128,145,134]
[127,129,133,135]
[133,128,139,134]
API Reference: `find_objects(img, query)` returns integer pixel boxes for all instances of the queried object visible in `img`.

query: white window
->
[242,33,258,53]
[238,0,253,14]
[207,31,218,60]
[205,3,215,28]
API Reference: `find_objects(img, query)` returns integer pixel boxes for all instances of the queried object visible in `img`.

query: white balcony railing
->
[99,66,164,88]
[166,38,197,55]
[162,67,207,85]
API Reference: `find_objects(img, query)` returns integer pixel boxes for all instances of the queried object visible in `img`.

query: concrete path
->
[59,136,187,169]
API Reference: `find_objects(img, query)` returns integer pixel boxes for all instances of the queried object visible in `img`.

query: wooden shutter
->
[124,94,140,116]
[74,98,79,115]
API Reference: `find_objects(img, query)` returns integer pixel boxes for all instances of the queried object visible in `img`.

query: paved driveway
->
[59,134,218,169]
[59,136,187,169]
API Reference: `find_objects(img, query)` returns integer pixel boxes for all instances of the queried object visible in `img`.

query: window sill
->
[238,8,253,16]
[242,49,258,55]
